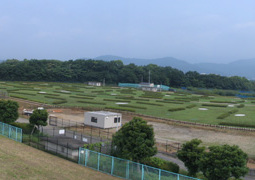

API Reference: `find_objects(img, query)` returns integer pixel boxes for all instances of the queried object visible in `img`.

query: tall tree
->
[0,100,19,124]
[177,139,205,176]
[29,109,48,130]
[200,144,248,180]
[112,117,157,162]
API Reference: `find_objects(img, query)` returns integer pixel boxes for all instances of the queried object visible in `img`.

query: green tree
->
[177,139,205,176]
[112,117,157,162]
[0,100,19,123]
[29,109,48,129]
[200,144,248,180]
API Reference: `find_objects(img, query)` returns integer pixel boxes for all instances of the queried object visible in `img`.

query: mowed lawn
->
[0,136,119,180]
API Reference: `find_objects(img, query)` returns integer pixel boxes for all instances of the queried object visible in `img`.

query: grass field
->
[0,81,255,127]
[0,136,118,180]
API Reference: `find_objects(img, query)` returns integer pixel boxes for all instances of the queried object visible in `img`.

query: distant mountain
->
[91,55,255,80]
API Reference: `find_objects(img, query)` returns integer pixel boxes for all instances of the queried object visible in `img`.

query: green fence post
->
[177,174,179,180]
[159,169,161,180]
[97,153,100,170]
[85,149,88,166]
[8,126,11,138]
[78,147,81,165]
[2,123,4,136]
[16,127,17,141]
[111,156,114,175]
[141,164,144,180]
[126,160,130,179]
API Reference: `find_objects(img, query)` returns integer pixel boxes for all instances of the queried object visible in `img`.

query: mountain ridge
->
[91,55,255,80]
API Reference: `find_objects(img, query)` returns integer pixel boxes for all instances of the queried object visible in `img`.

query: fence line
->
[0,122,22,142]
[78,148,200,180]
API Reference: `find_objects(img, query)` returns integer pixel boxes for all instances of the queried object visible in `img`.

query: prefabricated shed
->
[84,111,122,129]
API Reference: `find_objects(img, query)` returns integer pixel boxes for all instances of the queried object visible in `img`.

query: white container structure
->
[84,111,122,129]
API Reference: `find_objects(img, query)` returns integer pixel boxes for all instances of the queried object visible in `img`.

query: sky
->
[0,0,255,63]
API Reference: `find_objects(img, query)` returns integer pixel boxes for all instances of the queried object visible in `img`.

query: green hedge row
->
[52,100,67,104]
[217,109,239,119]
[53,90,71,94]
[10,95,28,100]
[77,100,106,105]
[219,122,255,129]
[105,106,136,112]
[69,95,94,100]
[103,99,131,103]
[10,122,35,134]
[44,96,66,100]
[136,101,163,106]
[10,92,36,96]
[38,92,60,96]
[156,100,184,104]
[186,104,196,108]
[237,104,245,108]
[210,100,236,104]
[168,107,186,112]
[76,93,96,97]
[202,103,227,107]
[119,104,147,109]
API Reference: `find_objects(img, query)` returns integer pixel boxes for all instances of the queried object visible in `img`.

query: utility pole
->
[149,70,151,84]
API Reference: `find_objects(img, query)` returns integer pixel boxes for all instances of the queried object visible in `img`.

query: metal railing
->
[78,148,200,180]
[0,122,22,142]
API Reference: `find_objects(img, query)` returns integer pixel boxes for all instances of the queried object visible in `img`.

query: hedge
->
[52,100,67,104]
[237,104,245,108]
[77,100,106,105]
[105,106,136,112]
[119,104,147,109]
[10,122,35,134]
[219,122,255,129]
[103,99,131,103]
[69,95,94,100]
[136,101,163,106]
[202,103,227,107]
[217,109,238,119]
[186,104,196,108]
[168,107,186,112]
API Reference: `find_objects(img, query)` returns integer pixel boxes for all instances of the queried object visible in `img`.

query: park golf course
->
[0,81,255,128]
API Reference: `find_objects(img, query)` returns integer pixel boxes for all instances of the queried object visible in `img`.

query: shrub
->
[186,104,196,108]
[168,107,186,112]
[136,101,163,106]
[104,99,131,103]
[217,109,239,119]
[202,104,227,107]
[105,106,135,112]
[119,104,147,109]
[69,95,94,100]
[52,100,67,104]
[76,93,96,97]
[218,122,255,128]
[10,122,35,134]
[77,100,106,105]
[142,157,179,173]
[210,100,236,104]
[237,104,245,108]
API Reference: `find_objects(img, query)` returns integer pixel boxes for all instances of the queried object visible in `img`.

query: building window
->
[114,117,121,123]
[91,117,97,123]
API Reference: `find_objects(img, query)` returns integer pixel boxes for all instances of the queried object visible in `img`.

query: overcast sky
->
[1,0,255,63]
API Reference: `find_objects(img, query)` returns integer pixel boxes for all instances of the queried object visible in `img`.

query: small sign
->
[59,129,65,134]
[74,135,77,139]
[82,138,88,142]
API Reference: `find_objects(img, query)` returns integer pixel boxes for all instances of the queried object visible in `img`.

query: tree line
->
[0,59,254,90]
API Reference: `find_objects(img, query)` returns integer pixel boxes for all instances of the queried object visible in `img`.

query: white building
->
[88,81,102,86]
[84,111,122,129]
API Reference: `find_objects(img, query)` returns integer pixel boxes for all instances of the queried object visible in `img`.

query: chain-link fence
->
[78,148,200,180]
[0,122,22,142]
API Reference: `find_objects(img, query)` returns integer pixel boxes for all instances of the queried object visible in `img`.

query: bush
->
[202,103,227,107]
[217,109,238,119]
[105,106,135,112]
[136,101,163,106]
[168,107,186,112]
[219,122,255,128]
[104,99,131,103]
[237,104,245,108]
[186,104,196,108]
[69,95,94,100]
[210,100,236,104]
[77,100,106,105]
[10,122,35,134]
[119,104,147,109]
[52,100,67,104]
[142,157,179,173]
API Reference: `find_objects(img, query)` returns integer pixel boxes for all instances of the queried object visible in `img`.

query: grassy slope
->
[0,136,118,180]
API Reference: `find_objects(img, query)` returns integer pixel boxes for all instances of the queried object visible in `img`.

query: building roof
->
[86,111,121,116]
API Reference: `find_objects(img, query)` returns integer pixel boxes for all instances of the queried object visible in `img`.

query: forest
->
[0,59,254,90]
